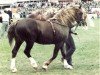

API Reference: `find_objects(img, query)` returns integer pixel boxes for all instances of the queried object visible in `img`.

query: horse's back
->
[15,18,39,40]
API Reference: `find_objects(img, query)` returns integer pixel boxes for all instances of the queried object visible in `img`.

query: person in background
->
[0,11,3,39]
[0,10,9,38]
[0,11,2,23]
[6,10,12,24]
[65,29,76,66]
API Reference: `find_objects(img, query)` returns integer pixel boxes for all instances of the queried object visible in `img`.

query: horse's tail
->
[8,23,17,46]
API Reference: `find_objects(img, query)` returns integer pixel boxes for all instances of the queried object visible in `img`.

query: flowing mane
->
[50,7,80,26]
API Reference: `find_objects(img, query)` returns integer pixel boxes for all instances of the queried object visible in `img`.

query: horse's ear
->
[79,4,82,9]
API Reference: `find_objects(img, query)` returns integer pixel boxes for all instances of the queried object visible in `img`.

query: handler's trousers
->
[63,33,76,66]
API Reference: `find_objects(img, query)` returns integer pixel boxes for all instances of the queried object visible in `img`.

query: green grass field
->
[0,19,100,75]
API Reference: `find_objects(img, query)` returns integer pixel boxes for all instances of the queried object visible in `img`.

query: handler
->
[61,28,76,67]
[65,29,76,66]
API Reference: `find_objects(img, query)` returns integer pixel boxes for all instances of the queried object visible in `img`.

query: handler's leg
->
[65,34,76,66]
[61,44,73,69]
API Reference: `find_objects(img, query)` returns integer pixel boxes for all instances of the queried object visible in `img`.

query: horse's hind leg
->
[42,43,63,70]
[24,40,38,70]
[10,39,23,72]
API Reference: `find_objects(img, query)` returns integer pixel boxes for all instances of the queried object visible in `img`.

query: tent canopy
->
[0,0,17,5]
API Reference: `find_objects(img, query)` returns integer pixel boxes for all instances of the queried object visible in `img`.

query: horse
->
[28,6,87,67]
[8,6,87,72]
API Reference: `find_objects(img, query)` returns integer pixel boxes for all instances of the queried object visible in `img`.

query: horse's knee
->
[24,50,28,56]
[24,50,28,55]
[70,46,76,52]
[12,50,17,57]
[24,50,31,57]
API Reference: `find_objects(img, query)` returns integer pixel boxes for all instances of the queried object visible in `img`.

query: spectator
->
[0,10,9,38]
[0,11,2,23]
[6,10,12,24]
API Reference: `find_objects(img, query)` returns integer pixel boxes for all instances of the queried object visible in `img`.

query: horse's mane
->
[28,8,58,21]
[51,7,78,25]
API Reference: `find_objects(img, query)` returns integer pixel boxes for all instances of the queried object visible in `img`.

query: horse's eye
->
[79,12,83,15]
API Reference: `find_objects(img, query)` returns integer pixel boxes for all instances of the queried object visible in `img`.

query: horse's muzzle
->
[78,20,87,26]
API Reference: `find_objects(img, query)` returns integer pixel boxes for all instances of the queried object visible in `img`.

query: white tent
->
[0,0,17,5]
[17,0,31,1]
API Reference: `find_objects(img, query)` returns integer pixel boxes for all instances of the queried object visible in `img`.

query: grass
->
[0,19,100,75]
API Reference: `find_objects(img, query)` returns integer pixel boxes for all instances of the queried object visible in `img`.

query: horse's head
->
[71,5,87,27]
[48,6,87,28]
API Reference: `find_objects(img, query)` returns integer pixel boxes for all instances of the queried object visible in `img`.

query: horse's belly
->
[35,36,54,44]
[35,33,66,44]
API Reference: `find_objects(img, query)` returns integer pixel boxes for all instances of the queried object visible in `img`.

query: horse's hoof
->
[33,67,38,71]
[31,63,38,68]
[42,65,48,71]
[33,66,38,71]
[11,68,17,73]
[61,58,64,62]
[64,65,73,70]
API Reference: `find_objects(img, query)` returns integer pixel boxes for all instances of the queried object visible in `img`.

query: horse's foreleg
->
[11,40,22,73]
[63,59,73,69]
[24,41,38,70]
[42,43,63,70]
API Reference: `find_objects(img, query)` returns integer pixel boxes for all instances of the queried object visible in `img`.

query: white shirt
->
[1,13,9,22]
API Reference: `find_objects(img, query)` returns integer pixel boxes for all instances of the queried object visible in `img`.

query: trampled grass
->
[0,19,100,75]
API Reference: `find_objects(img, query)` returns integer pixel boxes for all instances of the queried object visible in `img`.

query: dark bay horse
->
[28,7,87,68]
[8,6,87,72]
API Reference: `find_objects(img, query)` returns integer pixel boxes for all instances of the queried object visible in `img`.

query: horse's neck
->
[53,9,76,27]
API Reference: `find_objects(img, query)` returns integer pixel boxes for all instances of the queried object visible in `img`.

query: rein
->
[52,21,68,27]
[47,20,56,35]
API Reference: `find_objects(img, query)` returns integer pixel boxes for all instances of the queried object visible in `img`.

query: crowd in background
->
[0,1,100,23]
[10,1,100,18]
